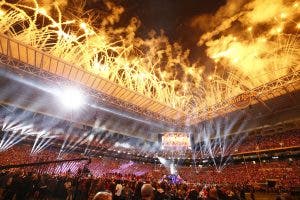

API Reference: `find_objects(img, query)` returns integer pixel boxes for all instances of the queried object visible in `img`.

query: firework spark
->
[0,0,298,119]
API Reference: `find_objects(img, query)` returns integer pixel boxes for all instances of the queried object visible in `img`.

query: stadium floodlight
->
[60,87,85,109]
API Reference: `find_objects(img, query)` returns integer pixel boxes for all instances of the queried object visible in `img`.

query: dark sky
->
[115,0,225,41]
[87,0,226,63]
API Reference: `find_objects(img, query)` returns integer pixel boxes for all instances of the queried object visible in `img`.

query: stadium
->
[0,0,299,199]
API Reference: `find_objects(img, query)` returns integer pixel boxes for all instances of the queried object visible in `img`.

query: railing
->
[0,33,186,126]
[190,70,300,124]
[0,33,299,126]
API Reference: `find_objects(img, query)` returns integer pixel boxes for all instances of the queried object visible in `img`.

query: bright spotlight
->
[60,87,84,109]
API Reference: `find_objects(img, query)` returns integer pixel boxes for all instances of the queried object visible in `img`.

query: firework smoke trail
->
[0,0,297,116]
[192,112,249,171]
[0,131,25,151]
[0,106,63,152]
[0,0,190,111]
[30,131,57,154]
[214,113,249,171]
[198,0,299,89]
[0,115,33,151]
[81,132,95,156]
[58,130,86,158]
[33,137,53,153]
[31,131,44,154]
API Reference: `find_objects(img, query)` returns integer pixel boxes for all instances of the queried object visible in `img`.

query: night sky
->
[114,0,225,40]
[86,0,227,63]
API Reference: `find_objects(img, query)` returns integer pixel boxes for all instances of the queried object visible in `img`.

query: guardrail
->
[0,33,298,126]
[0,33,186,126]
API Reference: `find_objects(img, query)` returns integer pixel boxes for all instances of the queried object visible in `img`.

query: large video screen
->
[161,132,190,150]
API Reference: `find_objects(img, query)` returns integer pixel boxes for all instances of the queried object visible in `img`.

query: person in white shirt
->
[115,183,123,199]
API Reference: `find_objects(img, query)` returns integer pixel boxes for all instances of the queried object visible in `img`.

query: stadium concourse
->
[0,0,300,200]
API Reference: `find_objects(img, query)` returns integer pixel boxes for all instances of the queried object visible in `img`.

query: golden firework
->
[0,0,298,119]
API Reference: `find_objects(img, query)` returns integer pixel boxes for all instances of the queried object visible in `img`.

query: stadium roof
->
[0,1,299,140]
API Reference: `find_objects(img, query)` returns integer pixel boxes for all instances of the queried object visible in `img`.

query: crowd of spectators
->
[0,144,84,166]
[178,161,299,188]
[0,145,299,189]
[0,130,299,199]
[234,131,299,153]
[0,159,298,200]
